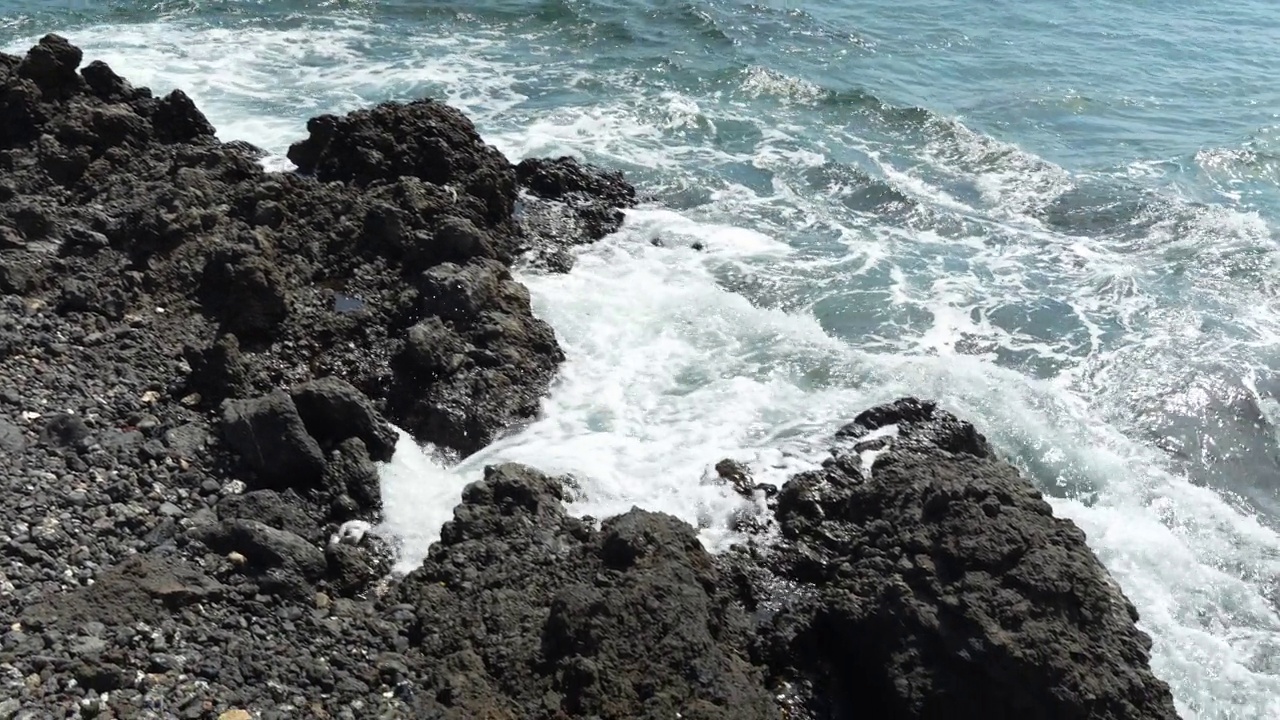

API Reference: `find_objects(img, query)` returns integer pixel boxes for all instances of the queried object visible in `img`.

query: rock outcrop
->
[0,33,630,457]
[0,34,634,717]
[735,398,1181,720]
[0,35,1179,720]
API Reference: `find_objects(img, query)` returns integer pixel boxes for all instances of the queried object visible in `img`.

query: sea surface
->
[5,0,1280,716]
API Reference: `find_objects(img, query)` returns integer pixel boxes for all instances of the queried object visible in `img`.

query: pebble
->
[70,636,106,657]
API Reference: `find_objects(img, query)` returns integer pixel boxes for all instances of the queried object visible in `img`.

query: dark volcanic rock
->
[20,553,225,629]
[739,398,1180,720]
[516,155,638,247]
[192,519,326,575]
[517,155,636,209]
[390,257,564,453]
[393,463,778,719]
[1,34,631,463]
[220,389,326,489]
[217,489,317,539]
[0,35,1174,720]
[291,375,397,462]
[288,98,520,242]
[0,34,638,719]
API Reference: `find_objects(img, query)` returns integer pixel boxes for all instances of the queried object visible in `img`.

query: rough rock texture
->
[0,35,635,719]
[0,33,632,457]
[388,464,778,719]
[0,35,1178,720]
[516,155,636,241]
[732,398,1182,720]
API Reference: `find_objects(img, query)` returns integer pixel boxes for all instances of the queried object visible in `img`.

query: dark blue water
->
[5,1,1280,715]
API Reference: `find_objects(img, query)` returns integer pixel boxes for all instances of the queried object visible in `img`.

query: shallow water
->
[6,1,1280,715]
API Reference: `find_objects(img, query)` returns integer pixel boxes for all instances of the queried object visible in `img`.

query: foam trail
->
[377,209,855,571]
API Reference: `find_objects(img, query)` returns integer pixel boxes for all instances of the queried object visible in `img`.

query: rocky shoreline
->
[0,35,1179,719]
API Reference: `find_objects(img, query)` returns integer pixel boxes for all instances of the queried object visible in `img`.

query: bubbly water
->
[6,1,1280,716]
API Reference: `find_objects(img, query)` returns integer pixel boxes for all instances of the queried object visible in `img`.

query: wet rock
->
[514,154,640,249]
[713,458,755,498]
[748,398,1180,720]
[394,463,777,719]
[516,156,636,208]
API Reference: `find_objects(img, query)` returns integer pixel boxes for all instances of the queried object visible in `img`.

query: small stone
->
[221,480,246,495]
[140,390,160,404]
[148,653,180,672]
[71,636,106,656]
[227,552,247,567]
[314,592,330,610]
[158,502,183,517]
[80,694,104,717]
[218,711,251,720]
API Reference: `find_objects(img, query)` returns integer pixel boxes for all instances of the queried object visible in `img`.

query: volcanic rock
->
[392,463,778,719]
[0,35,1177,720]
[739,398,1181,720]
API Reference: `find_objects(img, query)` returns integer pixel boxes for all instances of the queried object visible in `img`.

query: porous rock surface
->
[732,398,1182,720]
[0,35,1179,720]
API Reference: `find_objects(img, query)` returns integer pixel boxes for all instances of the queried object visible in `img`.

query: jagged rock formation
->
[0,36,1179,720]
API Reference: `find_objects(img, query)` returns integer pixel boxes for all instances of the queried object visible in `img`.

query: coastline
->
[0,35,1179,719]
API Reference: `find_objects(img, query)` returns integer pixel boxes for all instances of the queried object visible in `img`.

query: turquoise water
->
[6,1,1280,716]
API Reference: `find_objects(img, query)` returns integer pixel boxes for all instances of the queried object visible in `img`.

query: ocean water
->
[5,0,1280,716]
